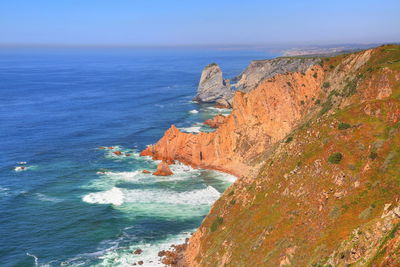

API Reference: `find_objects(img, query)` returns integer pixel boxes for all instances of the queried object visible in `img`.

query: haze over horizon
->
[1,0,399,47]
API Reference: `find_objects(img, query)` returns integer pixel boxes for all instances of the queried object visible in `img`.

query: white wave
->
[26,253,39,266]
[34,193,63,203]
[179,126,201,133]
[205,106,232,116]
[124,186,220,205]
[212,170,237,183]
[0,186,10,198]
[14,166,29,172]
[189,109,199,114]
[83,185,219,207]
[94,230,194,267]
[83,187,124,206]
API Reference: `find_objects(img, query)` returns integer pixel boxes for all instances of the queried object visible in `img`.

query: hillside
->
[143,45,400,266]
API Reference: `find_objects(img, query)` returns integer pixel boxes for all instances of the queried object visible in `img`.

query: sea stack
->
[153,161,173,176]
[193,63,233,107]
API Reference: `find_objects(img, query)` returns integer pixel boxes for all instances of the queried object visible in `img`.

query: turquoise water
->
[0,48,274,266]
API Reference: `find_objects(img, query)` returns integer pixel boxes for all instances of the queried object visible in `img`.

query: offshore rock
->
[153,161,173,176]
[193,63,233,106]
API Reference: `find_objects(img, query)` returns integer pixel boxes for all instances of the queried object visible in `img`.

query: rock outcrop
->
[203,114,227,128]
[193,63,233,106]
[153,161,173,176]
[233,57,321,92]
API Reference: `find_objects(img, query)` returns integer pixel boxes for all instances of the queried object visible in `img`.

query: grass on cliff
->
[198,98,400,266]
[194,46,400,266]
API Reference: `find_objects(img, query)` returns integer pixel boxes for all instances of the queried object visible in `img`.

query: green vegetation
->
[210,217,224,232]
[285,136,293,143]
[315,99,321,105]
[207,62,218,68]
[328,152,343,164]
[369,151,378,160]
[338,122,351,130]
[313,73,318,78]
[322,82,331,89]
[300,100,305,105]
[228,190,234,196]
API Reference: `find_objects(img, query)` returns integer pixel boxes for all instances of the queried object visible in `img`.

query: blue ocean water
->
[0,48,274,266]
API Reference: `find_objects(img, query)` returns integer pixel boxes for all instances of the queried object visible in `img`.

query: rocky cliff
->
[233,57,322,93]
[193,63,233,107]
[141,64,325,178]
[194,57,321,108]
[143,45,400,266]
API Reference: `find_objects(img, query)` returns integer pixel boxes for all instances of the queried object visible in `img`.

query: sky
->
[0,0,399,47]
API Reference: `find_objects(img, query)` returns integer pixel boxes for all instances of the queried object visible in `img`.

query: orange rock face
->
[141,66,325,177]
[153,161,173,176]
[204,114,227,128]
[142,169,151,174]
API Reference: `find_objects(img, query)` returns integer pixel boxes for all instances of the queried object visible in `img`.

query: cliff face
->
[194,57,321,107]
[193,63,233,106]
[141,65,325,178]
[233,57,321,93]
[180,45,400,266]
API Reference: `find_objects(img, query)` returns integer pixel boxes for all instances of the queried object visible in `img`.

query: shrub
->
[287,82,292,87]
[319,99,333,115]
[300,100,305,105]
[338,122,351,130]
[230,199,236,205]
[313,73,318,78]
[210,217,224,232]
[315,99,321,105]
[228,190,234,196]
[329,65,335,69]
[322,82,331,88]
[328,152,343,164]
[369,151,378,160]
[285,136,293,143]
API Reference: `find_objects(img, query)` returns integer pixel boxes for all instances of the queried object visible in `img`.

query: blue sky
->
[0,0,399,46]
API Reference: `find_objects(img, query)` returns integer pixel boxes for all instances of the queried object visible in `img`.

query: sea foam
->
[83,187,124,206]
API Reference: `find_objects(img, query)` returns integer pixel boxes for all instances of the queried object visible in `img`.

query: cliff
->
[143,45,400,266]
[141,64,325,178]
[233,57,322,93]
[194,57,321,107]
[193,63,233,106]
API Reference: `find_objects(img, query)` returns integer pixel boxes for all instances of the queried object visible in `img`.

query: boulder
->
[153,161,173,176]
[113,151,122,156]
[133,249,142,255]
[142,170,151,174]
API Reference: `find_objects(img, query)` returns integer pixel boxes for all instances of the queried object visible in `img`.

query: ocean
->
[0,47,275,266]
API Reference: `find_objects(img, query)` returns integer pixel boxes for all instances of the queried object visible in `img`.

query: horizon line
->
[0,41,398,50]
